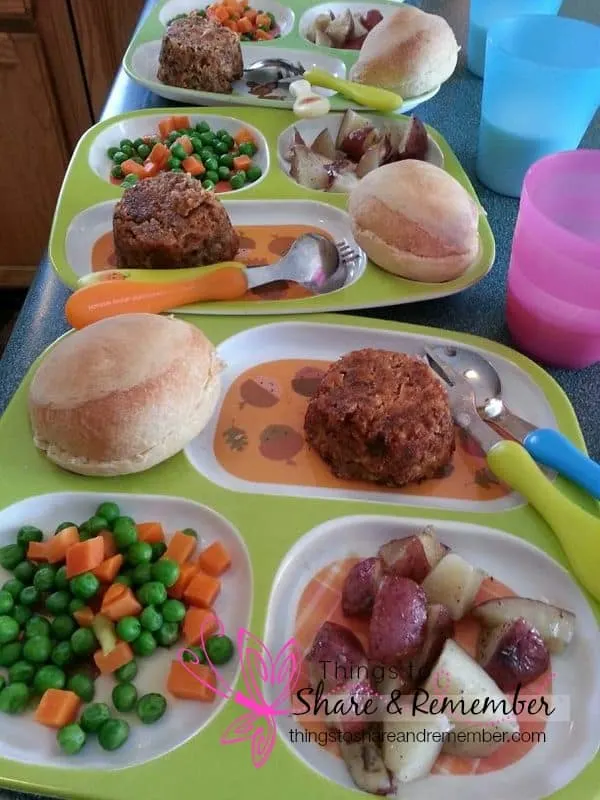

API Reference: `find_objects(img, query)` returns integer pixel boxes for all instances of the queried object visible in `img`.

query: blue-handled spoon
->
[430,345,600,499]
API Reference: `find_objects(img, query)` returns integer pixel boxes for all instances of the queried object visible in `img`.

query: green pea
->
[54,566,69,591]
[115,574,133,587]
[68,597,86,615]
[167,131,180,145]
[13,561,36,585]
[46,591,71,615]
[112,682,137,713]
[204,173,218,188]
[220,134,234,149]
[182,646,206,664]
[0,544,26,571]
[120,138,134,150]
[217,165,231,181]
[238,141,256,157]
[71,628,97,657]
[167,156,182,171]
[189,137,201,154]
[199,131,214,146]
[229,172,246,191]
[112,151,128,166]
[131,631,157,657]
[206,635,234,665]
[16,526,44,547]
[131,563,152,586]
[137,143,151,159]
[0,641,23,668]
[0,676,4,692]
[218,154,234,169]
[150,559,179,588]
[19,585,40,606]
[70,573,100,600]
[51,641,73,668]
[139,606,162,633]
[12,605,32,626]
[112,518,138,550]
[67,672,95,703]
[196,121,210,134]
[116,616,141,643]
[121,146,135,160]
[0,682,29,713]
[170,143,187,161]
[136,692,167,724]
[107,146,119,159]
[57,723,86,755]
[80,702,110,733]
[127,541,152,566]
[204,157,218,173]
[114,659,137,683]
[96,502,120,525]
[23,635,52,664]
[34,665,66,693]
[9,661,35,685]
[136,582,167,607]
[86,516,109,536]
[33,565,56,592]
[55,522,76,535]
[24,615,52,639]
[154,622,179,648]
[0,616,20,644]
[98,718,129,751]
[2,579,24,599]
[51,615,77,641]
[161,599,185,624]
[214,140,229,156]
[246,165,262,182]
[0,590,14,615]
[122,175,139,189]
[199,147,214,162]
[150,542,167,562]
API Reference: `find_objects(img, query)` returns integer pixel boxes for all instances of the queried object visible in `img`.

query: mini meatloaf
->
[113,171,239,269]
[157,13,243,94]
[304,349,455,487]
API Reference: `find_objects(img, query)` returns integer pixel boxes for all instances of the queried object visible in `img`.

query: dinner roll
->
[28,314,221,476]
[349,6,460,98]
[348,160,481,282]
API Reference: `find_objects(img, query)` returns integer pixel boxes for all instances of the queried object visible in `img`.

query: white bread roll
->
[349,6,459,98]
[348,160,481,283]
[28,314,221,476]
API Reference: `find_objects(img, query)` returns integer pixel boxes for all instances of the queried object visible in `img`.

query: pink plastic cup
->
[506,149,600,368]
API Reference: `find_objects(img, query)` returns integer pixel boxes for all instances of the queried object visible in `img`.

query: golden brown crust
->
[304,349,455,487]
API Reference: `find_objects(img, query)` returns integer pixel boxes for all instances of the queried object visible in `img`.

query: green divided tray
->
[48,106,495,314]
[122,0,440,112]
[0,312,598,800]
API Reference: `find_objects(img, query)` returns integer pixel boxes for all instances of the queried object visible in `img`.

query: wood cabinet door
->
[0,31,68,284]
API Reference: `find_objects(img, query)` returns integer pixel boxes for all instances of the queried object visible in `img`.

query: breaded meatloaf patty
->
[113,171,239,269]
[157,13,243,94]
[304,349,455,487]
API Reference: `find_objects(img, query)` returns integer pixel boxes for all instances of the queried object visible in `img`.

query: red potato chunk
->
[478,617,550,692]
[342,557,384,618]
[377,526,446,583]
[410,603,454,682]
[306,620,368,693]
[369,575,428,665]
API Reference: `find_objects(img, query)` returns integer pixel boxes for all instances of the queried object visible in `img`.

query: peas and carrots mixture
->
[169,1,280,42]
[108,115,262,193]
[0,501,234,755]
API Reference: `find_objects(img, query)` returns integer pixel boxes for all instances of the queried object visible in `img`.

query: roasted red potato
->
[342,557,384,618]
[306,620,368,692]
[369,575,428,665]
[410,603,454,682]
[378,526,446,583]
[478,617,550,691]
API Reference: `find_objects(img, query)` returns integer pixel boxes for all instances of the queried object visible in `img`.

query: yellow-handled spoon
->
[303,67,404,113]
[425,348,600,602]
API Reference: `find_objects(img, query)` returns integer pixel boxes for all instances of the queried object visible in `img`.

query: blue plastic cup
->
[467,0,562,78]
[476,15,600,198]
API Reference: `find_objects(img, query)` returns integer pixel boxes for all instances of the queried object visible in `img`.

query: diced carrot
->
[184,571,221,608]
[99,531,117,558]
[214,181,230,193]
[136,522,165,544]
[182,156,205,177]
[73,606,95,628]
[46,526,80,564]
[222,18,237,30]
[92,554,124,583]
[176,135,194,156]
[168,562,198,600]
[27,541,49,562]
[234,127,256,145]
[35,689,81,728]
[183,607,218,645]
[149,142,170,166]
[158,117,176,138]
[254,28,272,40]
[197,541,231,577]
[167,660,216,701]
[237,16,252,32]
[143,161,160,178]
[172,115,191,130]
[244,8,257,21]
[100,583,126,610]
[163,531,196,565]
[66,536,105,579]
[121,159,146,178]
[93,641,134,675]
[223,0,237,8]
[233,154,252,172]
[213,5,230,22]
[101,586,142,622]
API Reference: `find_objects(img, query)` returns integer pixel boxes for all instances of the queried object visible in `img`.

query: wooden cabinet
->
[0,0,145,288]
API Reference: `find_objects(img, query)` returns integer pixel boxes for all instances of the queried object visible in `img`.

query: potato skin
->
[479,618,550,692]
[377,535,431,583]
[342,557,384,618]
[369,575,428,664]
[306,621,368,692]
